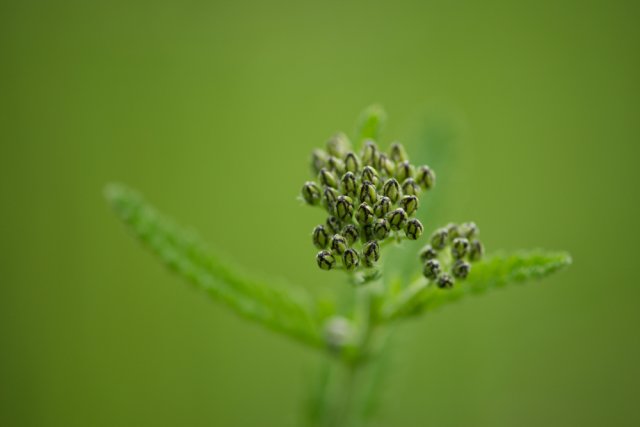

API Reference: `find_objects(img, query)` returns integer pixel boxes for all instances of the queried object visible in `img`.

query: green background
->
[1,0,638,426]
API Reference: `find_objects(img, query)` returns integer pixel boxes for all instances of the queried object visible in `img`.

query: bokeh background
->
[1,0,639,426]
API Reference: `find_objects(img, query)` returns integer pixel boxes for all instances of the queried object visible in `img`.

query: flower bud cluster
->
[419,222,484,289]
[302,134,435,272]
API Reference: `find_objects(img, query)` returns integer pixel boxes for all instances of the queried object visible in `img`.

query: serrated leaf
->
[105,183,326,348]
[381,250,572,321]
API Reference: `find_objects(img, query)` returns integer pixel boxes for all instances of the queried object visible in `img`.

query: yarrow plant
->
[106,106,570,427]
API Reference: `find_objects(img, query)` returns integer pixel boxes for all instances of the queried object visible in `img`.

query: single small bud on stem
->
[317,250,336,270]
[374,218,391,240]
[452,237,470,260]
[395,160,415,182]
[387,208,408,231]
[335,196,354,221]
[373,196,392,218]
[302,181,322,205]
[468,239,484,262]
[342,248,360,272]
[356,203,375,225]
[359,182,378,205]
[344,152,360,173]
[361,166,380,188]
[318,168,338,189]
[401,178,420,196]
[362,240,380,267]
[416,165,435,190]
[430,228,449,250]
[340,172,358,198]
[419,245,437,262]
[342,224,360,245]
[423,259,441,279]
[313,225,329,249]
[399,195,419,216]
[330,234,348,255]
[382,178,401,203]
[405,218,424,240]
[452,260,471,279]
[437,273,455,289]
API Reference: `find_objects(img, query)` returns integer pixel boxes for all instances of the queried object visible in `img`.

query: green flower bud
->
[318,168,338,189]
[342,248,360,272]
[356,202,375,225]
[468,239,484,262]
[382,178,401,203]
[430,228,448,250]
[452,259,471,279]
[327,156,345,175]
[326,216,342,234]
[437,273,455,289]
[342,224,360,245]
[313,225,329,249]
[344,152,360,173]
[362,240,380,267]
[451,237,470,260]
[459,222,478,239]
[419,245,437,262]
[423,259,441,279]
[302,181,322,205]
[373,218,391,240]
[317,250,336,270]
[361,140,379,166]
[311,149,328,174]
[326,133,351,158]
[324,316,352,351]
[330,234,348,255]
[387,208,408,231]
[405,218,424,240]
[389,142,408,162]
[395,160,415,182]
[416,165,435,190]
[377,153,396,177]
[373,196,392,218]
[361,166,380,188]
[361,224,375,242]
[401,178,420,196]
[399,195,419,216]
[335,195,354,221]
[359,182,378,205]
[323,187,339,215]
[340,172,358,197]
[446,223,460,241]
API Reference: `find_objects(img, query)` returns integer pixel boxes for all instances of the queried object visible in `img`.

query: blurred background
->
[1,0,639,426]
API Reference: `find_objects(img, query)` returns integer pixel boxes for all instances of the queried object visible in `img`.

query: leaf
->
[105,183,327,348]
[354,104,387,145]
[381,250,572,321]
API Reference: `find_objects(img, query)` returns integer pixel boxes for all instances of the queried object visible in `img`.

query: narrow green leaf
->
[381,250,572,321]
[105,183,326,348]
[354,104,387,145]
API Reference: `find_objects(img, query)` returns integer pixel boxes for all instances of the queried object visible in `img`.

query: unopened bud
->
[317,250,336,270]
[324,316,352,351]
[356,203,375,225]
[389,142,408,162]
[361,140,379,166]
[323,187,339,215]
[302,181,322,205]
[340,172,358,197]
[419,245,437,262]
[326,216,342,234]
[452,260,471,279]
[468,239,484,262]
[326,133,350,158]
[436,273,455,289]
[361,166,380,188]
[459,222,478,239]
[327,156,345,175]
[446,223,460,241]
[451,237,470,260]
[343,248,360,271]
[373,196,392,218]
[395,160,415,182]
[335,196,354,221]
[430,228,448,250]
[318,168,338,189]
[362,241,380,266]
[382,178,401,203]
[377,153,396,177]
[342,224,360,245]
[401,178,420,196]
[311,149,328,174]
[330,234,348,255]
[405,218,424,240]
[344,152,360,173]
[313,225,329,249]
[374,218,391,240]
[423,259,441,279]
[399,195,419,216]
[359,182,378,205]
[387,208,408,231]
[416,165,435,190]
